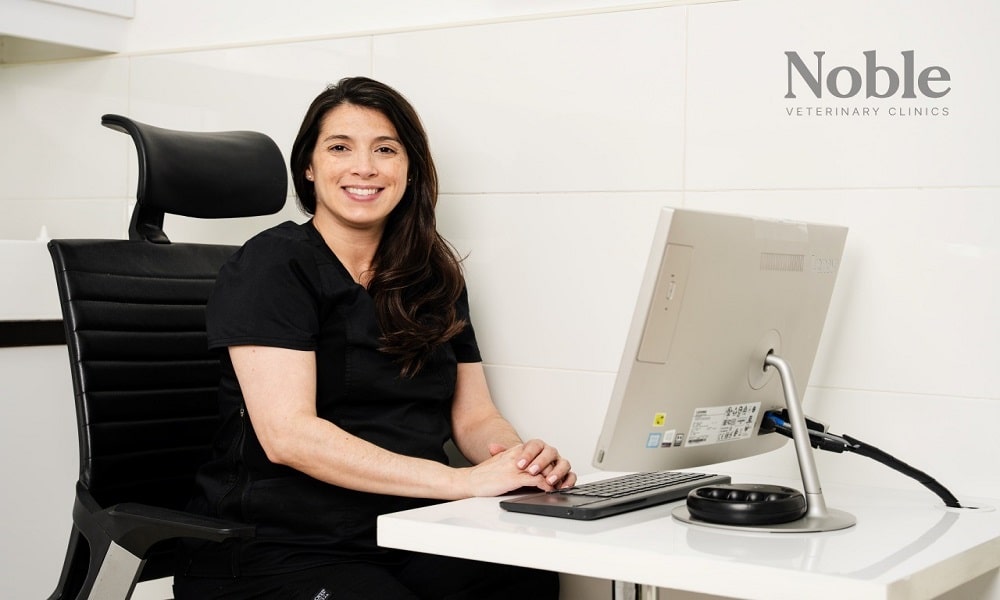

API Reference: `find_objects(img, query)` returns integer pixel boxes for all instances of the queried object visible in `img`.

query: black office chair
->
[47,114,287,600]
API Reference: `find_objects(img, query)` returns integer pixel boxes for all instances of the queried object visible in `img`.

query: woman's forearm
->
[262,414,469,499]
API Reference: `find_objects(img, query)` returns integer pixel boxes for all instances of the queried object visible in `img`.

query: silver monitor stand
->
[672,353,856,533]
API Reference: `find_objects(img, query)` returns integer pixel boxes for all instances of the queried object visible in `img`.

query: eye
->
[328,144,349,153]
[374,145,398,155]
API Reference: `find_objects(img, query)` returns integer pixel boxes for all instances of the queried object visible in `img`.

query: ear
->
[305,164,315,182]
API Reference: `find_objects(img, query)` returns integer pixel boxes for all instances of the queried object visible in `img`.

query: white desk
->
[378,476,1000,600]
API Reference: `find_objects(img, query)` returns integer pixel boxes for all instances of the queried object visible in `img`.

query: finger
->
[524,446,560,476]
[536,468,575,493]
[515,439,546,470]
[487,442,508,456]
[516,439,560,475]
[558,471,578,489]
[542,458,573,487]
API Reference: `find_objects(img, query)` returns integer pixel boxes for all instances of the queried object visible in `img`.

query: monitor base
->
[672,505,856,533]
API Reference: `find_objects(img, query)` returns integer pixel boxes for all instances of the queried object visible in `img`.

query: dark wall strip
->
[0,321,66,348]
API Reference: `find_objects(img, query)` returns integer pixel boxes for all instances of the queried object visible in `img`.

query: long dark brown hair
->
[291,77,466,376]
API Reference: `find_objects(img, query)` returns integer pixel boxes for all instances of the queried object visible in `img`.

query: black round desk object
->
[686,483,807,526]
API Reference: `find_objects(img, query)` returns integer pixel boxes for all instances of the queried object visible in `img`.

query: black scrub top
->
[179,220,482,578]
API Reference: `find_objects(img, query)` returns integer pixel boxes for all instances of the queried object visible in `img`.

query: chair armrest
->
[105,503,255,556]
[74,490,255,558]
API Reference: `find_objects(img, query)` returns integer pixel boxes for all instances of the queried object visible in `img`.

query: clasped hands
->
[475,439,577,496]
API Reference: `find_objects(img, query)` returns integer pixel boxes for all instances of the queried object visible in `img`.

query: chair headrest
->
[102,114,288,243]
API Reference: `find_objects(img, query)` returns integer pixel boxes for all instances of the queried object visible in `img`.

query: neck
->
[311,217,382,286]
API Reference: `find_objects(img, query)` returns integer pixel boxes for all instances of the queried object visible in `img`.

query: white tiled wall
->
[2,1,997,598]
[686,0,1000,190]
[374,9,688,194]
[0,57,131,238]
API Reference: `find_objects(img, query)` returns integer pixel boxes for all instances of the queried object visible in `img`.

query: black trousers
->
[173,552,559,600]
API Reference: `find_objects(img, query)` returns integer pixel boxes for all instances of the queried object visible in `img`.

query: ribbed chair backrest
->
[50,240,238,511]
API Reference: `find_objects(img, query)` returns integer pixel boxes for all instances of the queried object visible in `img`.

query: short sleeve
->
[206,228,322,351]
[451,286,482,363]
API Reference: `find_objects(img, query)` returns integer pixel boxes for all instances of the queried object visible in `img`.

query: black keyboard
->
[500,470,731,520]
[560,471,720,498]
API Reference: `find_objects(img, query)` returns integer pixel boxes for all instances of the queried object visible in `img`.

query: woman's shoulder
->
[215,221,318,281]
[244,220,311,247]
[220,220,350,295]
[233,221,323,262]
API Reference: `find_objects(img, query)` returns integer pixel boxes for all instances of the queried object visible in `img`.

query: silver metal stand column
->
[613,581,659,600]
[763,353,830,519]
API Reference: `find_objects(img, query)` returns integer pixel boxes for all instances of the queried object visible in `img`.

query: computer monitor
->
[592,207,852,531]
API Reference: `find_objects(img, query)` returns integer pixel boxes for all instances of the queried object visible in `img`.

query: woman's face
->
[306,103,409,236]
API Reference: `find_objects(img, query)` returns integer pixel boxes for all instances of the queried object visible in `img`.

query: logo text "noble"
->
[785,51,951,99]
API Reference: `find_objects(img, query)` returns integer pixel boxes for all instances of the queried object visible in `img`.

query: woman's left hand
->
[489,439,577,491]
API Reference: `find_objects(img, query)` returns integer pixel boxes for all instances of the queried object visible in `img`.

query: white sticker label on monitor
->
[686,403,761,446]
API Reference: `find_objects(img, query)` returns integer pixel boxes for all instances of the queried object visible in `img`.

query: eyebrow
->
[320,134,402,145]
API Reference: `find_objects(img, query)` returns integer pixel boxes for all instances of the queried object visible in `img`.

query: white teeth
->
[345,187,378,196]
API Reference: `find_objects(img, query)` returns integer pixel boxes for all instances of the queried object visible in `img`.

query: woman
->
[174,76,575,599]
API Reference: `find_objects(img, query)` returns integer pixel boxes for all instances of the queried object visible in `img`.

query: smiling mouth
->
[344,186,381,197]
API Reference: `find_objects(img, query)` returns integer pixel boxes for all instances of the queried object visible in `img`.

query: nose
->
[352,152,377,177]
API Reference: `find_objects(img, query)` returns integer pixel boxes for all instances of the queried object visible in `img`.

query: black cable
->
[763,412,962,508]
[839,433,962,508]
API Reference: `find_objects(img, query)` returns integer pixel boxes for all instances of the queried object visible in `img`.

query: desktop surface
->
[378,474,1000,600]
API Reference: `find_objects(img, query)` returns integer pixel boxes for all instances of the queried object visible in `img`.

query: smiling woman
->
[173,77,571,600]
[289,78,466,376]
